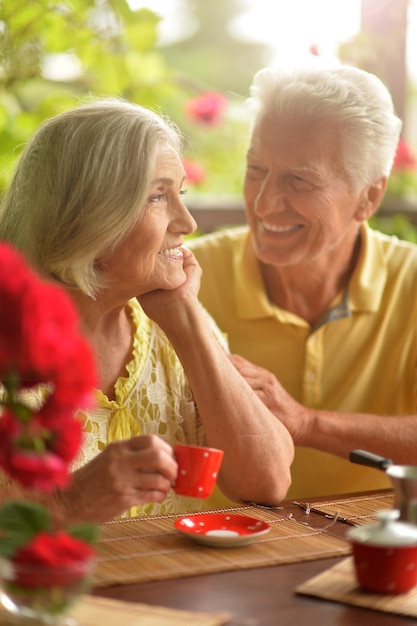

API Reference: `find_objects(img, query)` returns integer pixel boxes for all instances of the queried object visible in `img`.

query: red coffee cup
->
[173,444,224,498]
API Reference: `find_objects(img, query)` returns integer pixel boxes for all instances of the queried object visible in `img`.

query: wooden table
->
[93,492,410,626]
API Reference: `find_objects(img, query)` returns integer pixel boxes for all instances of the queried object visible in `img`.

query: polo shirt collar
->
[233,222,387,321]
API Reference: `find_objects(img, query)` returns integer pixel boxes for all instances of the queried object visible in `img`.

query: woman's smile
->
[158,246,184,259]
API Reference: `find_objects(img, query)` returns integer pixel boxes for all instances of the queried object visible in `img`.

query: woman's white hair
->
[0,97,182,297]
[246,60,402,189]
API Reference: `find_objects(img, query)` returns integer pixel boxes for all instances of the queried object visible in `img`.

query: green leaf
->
[67,522,99,544]
[0,500,50,558]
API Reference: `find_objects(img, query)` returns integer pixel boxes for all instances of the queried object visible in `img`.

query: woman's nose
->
[172,197,198,235]
[185,209,198,235]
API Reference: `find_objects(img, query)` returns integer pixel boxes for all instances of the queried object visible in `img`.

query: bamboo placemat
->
[293,491,395,525]
[0,595,231,625]
[93,505,350,587]
[296,556,417,618]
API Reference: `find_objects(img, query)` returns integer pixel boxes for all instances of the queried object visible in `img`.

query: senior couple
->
[1,59,416,523]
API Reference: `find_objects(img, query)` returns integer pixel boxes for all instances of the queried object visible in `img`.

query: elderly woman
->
[0,98,293,522]
[189,61,417,501]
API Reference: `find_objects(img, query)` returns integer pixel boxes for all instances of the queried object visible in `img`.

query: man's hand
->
[228,353,311,445]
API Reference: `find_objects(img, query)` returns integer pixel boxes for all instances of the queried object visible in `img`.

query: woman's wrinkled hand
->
[138,247,201,324]
[63,434,178,523]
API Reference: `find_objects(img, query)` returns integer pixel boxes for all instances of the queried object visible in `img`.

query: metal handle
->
[349,449,393,471]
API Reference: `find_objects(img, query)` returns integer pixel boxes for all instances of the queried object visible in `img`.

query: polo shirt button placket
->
[302,330,322,406]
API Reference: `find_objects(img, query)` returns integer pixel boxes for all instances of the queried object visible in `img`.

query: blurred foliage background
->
[0,0,255,196]
[1,0,417,240]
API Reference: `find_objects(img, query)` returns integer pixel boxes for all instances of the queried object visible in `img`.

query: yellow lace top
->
[0,299,228,516]
[71,298,211,517]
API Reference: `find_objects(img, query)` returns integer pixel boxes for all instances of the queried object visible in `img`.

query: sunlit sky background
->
[129,0,417,76]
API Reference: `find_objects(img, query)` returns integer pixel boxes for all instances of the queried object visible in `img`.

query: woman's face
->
[244,114,368,269]
[100,144,197,298]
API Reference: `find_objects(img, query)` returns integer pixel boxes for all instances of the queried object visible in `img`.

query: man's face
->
[244,114,365,269]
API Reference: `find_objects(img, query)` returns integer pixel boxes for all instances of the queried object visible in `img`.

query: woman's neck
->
[69,291,134,400]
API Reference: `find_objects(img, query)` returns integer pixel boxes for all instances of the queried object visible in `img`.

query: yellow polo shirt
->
[189,223,417,501]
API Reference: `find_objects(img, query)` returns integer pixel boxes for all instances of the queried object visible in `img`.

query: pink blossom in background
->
[183,159,206,185]
[393,137,417,171]
[185,91,228,126]
[309,44,320,56]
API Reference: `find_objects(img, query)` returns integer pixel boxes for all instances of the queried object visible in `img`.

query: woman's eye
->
[149,193,166,203]
[148,188,188,204]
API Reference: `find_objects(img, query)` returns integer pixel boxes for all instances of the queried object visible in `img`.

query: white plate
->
[174,512,271,547]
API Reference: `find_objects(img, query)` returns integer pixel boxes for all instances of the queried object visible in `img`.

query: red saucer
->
[174,512,271,547]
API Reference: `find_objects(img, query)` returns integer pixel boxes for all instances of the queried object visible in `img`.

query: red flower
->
[0,246,36,377]
[3,450,69,491]
[185,91,228,126]
[393,137,417,172]
[0,242,97,491]
[0,243,97,577]
[19,282,79,378]
[0,409,19,462]
[50,416,83,464]
[12,531,94,587]
[0,404,83,489]
[183,159,206,185]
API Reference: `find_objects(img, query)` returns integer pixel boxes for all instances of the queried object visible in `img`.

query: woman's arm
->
[139,249,294,505]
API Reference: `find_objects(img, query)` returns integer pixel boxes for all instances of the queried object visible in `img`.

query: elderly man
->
[189,61,417,501]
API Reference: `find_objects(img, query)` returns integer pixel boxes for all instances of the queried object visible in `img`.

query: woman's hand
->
[61,435,178,523]
[138,247,201,325]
